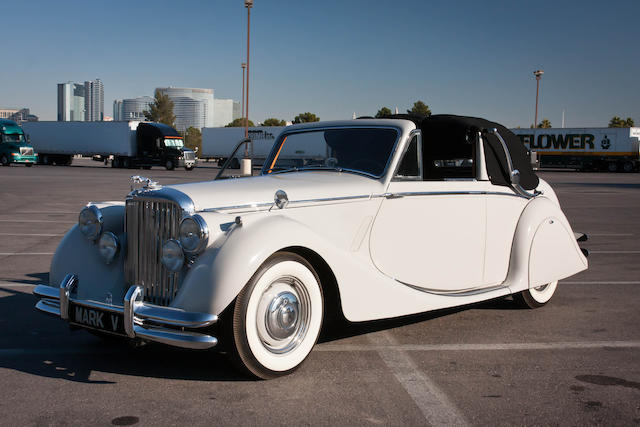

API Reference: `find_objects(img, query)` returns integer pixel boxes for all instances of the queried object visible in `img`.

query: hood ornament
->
[130,175,161,193]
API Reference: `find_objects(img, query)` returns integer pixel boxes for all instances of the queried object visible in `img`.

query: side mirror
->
[510,169,521,186]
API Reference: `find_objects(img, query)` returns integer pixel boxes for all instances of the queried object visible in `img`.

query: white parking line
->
[562,281,640,285]
[0,282,38,287]
[589,250,640,254]
[317,340,640,352]
[0,253,54,256]
[0,219,74,223]
[0,233,64,237]
[372,331,469,426]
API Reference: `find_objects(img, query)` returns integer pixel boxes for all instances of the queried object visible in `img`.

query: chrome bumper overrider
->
[33,274,218,350]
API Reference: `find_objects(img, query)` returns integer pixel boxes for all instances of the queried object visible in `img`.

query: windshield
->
[2,133,25,143]
[164,138,184,148]
[263,127,398,178]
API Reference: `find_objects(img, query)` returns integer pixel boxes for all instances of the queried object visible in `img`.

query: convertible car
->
[34,115,588,378]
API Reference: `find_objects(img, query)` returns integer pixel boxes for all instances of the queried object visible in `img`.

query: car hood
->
[168,172,386,212]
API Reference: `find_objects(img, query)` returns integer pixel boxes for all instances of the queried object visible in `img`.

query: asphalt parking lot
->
[0,159,639,426]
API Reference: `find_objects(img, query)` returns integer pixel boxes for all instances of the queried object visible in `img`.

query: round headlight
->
[78,205,103,241]
[98,232,119,264]
[162,239,184,272]
[179,215,209,254]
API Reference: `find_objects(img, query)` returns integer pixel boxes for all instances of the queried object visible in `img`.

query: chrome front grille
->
[20,146,34,156]
[125,197,183,306]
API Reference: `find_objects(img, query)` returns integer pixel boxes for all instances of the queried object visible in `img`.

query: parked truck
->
[0,119,38,166]
[511,127,640,172]
[22,121,196,170]
[201,127,285,168]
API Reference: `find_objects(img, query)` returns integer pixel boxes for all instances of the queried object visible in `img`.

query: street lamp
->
[533,69,544,128]
[241,62,246,138]
[241,0,253,176]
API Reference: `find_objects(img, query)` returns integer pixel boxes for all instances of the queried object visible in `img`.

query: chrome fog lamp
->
[162,239,184,272]
[179,215,209,254]
[78,205,103,241]
[98,232,119,264]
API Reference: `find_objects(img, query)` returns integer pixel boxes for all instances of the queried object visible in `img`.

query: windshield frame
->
[260,125,402,180]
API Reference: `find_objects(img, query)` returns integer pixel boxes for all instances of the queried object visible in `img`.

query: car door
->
[369,132,487,293]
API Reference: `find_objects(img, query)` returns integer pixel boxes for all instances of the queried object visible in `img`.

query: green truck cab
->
[0,119,38,166]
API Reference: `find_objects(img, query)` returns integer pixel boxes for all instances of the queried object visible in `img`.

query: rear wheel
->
[228,252,324,379]
[514,281,558,309]
[622,161,634,173]
[0,155,9,166]
[607,161,618,173]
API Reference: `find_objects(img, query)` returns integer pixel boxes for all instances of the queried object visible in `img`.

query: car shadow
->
[319,295,520,343]
[2,284,523,383]
[0,272,49,286]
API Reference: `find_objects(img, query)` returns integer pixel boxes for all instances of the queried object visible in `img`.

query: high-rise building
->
[84,79,104,121]
[57,82,85,121]
[0,108,38,122]
[156,87,214,130]
[233,101,241,121]
[213,99,237,127]
[113,96,154,121]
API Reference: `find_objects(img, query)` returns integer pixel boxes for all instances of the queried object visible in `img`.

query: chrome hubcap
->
[266,291,299,340]
[256,276,310,354]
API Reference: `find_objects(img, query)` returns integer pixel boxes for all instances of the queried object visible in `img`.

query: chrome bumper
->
[34,274,218,350]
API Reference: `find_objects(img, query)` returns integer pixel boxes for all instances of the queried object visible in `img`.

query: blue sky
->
[1,0,638,127]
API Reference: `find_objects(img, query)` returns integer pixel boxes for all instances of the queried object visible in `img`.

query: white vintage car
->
[34,115,588,378]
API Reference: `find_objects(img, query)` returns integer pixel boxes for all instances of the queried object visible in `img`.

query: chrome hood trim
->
[167,172,385,213]
[128,186,195,215]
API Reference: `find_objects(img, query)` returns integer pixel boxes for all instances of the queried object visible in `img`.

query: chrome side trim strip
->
[397,279,507,297]
[373,191,527,199]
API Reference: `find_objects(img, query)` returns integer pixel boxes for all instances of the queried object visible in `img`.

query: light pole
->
[533,70,544,127]
[241,0,253,176]
[241,62,246,155]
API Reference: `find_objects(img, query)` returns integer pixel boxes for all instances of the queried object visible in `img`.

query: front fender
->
[506,196,587,293]
[172,214,334,316]
[49,203,127,302]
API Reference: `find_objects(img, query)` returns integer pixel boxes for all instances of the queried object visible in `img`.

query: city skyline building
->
[113,96,154,121]
[0,108,38,122]
[213,98,241,127]
[156,87,214,130]
[84,79,104,121]
[57,82,85,121]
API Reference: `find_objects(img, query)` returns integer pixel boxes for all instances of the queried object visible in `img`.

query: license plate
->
[69,302,126,335]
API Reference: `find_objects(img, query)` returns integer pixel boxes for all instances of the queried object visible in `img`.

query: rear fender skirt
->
[505,196,588,294]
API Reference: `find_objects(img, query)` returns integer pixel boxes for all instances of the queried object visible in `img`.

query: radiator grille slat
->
[125,197,182,306]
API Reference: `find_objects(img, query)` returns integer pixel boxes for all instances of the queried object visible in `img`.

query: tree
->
[407,100,431,117]
[293,112,319,124]
[375,107,392,118]
[537,119,552,128]
[262,118,286,126]
[183,127,201,154]
[143,90,176,127]
[226,118,255,127]
[609,116,635,127]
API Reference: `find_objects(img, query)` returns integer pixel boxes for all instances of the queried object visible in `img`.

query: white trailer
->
[511,127,640,172]
[201,127,284,167]
[22,121,196,169]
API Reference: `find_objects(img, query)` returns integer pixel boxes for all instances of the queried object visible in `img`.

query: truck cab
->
[136,122,196,170]
[0,119,38,167]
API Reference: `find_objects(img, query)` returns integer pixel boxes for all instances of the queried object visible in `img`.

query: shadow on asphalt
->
[1,283,524,383]
[1,272,48,285]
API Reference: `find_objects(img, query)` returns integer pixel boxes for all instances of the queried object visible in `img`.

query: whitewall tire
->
[514,281,558,309]
[231,252,323,379]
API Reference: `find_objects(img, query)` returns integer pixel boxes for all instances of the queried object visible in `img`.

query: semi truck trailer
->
[0,119,37,166]
[22,121,196,170]
[202,126,329,168]
[511,127,640,172]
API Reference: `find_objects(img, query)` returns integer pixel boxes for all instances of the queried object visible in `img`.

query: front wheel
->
[25,163,33,167]
[165,159,175,170]
[229,252,324,379]
[0,155,9,166]
[514,281,558,309]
